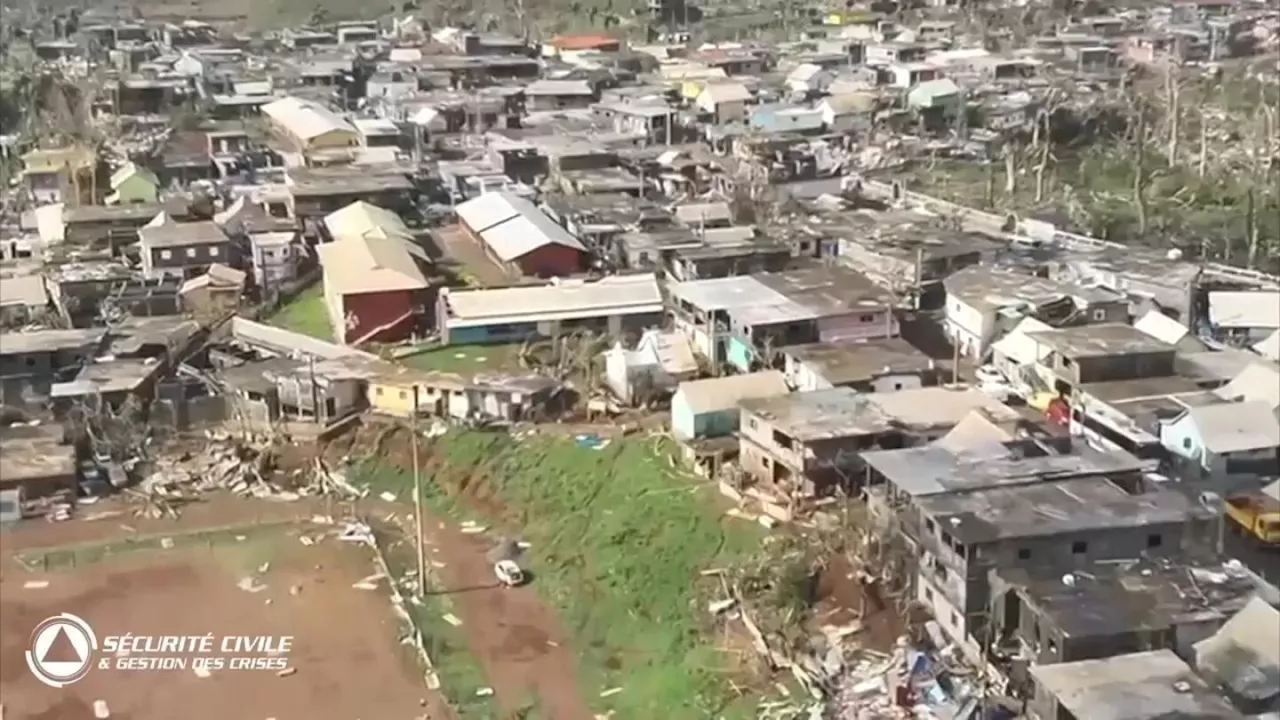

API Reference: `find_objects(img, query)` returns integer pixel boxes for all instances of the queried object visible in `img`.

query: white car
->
[493,560,525,587]
[978,381,1020,404]
[974,365,1005,385]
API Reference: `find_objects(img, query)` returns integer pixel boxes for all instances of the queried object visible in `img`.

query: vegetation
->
[357,431,765,719]
[896,62,1280,272]
[263,284,333,341]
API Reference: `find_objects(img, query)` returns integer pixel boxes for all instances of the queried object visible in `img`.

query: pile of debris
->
[133,431,365,516]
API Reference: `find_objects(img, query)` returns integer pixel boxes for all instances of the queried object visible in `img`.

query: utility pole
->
[411,387,426,597]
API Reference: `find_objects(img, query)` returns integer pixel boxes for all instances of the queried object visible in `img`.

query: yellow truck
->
[1225,492,1280,546]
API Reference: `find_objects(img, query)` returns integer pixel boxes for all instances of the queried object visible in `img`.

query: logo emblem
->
[26,613,97,687]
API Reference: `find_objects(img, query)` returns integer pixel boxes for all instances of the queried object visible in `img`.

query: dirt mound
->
[814,556,908,653]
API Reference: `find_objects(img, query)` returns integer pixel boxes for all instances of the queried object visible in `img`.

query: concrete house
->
[862,438,1187,659]
[105,162,160,205]
[694,82,751,125]
[739,386,1021,497]
[989,556,1262,671]
[261,96,359,164]
[1159,400,1280,476]
[943,266,1128,361]
[1030,651,1247,720]
[779,338,935,393]
[20,145,97,205]
[670,370,788,441]
[137,217,232,278]
[603,329,699,406]
[818,92,876,133]
[1207,290,1280,344]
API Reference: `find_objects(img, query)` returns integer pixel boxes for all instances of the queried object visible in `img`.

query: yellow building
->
[261,96,360,164]
[21,145,97,205]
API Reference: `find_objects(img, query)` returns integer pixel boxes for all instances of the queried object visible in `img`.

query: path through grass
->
[359,430,763,718]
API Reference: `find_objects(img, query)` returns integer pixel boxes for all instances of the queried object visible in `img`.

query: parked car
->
[974,364,1005,385]
[494,559,525,587]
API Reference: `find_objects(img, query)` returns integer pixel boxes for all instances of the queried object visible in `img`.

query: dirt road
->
[416,510,595,720]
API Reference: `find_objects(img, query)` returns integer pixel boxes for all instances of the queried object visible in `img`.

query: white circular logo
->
[25,613,98,688]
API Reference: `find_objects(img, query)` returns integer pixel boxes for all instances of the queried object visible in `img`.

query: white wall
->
[944,293,995,359]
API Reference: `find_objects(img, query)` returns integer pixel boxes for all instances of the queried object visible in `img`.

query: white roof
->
[1254,329,1280,362]
[675,370,789,414]
[444,274,662,328]
[0,274,47,308]
[324,201,414,244]
[990,317,1053,365]
[786,63,827,85]
[1185,401,1280,454]
[1208,291,1280,330]
[1215,363,1280,411]
[673,202,733,226]
[455,191,585,262]
[262,96,357,142]
[1133,309,1192,346]
[698,82,750,103]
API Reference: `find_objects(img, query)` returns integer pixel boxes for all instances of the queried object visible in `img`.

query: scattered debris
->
[442,613,462,627]
[276,667,297,678]
[352,573,384,591]
[237,577,267,593]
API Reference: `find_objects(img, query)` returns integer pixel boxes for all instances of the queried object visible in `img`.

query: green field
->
[358,431,764,719]
[397,343,525,374]
[264,284,333,341]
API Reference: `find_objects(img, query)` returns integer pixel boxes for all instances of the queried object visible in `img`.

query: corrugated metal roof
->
[455,192,586,262]
[444,274,661,328]
[1209,290,1280,330]
[675,370,789,414]
[324,201,414,244]
[262,96,357,143]
[319,234,430,296]
[1187,400,1280,454]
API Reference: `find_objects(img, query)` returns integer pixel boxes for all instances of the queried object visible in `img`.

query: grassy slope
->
[263,284,333,341]
[359,430,762,719]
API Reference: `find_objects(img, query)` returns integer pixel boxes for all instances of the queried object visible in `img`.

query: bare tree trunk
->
[1197,117,1208,178]
[984,162,996,209]
[1133,111,1149,236]
[1003,143,1017,196]
[1035,142,1050,203]
[1165,68,1180,166]
[1245,188,1259,270]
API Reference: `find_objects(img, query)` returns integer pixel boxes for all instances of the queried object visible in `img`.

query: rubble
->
[126,431,367,519]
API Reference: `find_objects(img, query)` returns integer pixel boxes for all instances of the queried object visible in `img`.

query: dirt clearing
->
[0,526,449,720]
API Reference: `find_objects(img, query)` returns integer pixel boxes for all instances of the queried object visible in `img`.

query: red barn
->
[319,201,436,345]
[455,191,587,278]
